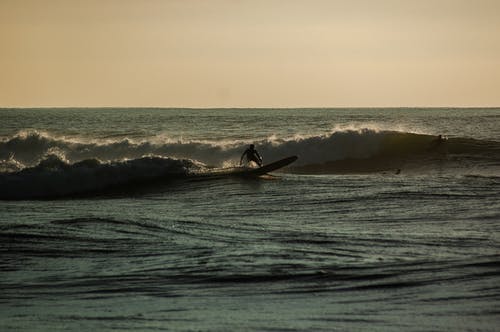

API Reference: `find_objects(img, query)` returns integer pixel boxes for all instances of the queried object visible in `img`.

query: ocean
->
[1,108,499,331]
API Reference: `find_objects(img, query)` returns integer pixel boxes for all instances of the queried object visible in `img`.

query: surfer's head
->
[249,144,255,150]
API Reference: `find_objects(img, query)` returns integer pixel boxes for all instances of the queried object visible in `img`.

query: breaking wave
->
[3,129,499,167]
[1,129,499,199]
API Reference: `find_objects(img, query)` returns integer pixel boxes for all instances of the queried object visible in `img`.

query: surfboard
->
[237,156,298,176]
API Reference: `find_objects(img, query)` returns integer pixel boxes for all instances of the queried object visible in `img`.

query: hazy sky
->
[1,0,499,107]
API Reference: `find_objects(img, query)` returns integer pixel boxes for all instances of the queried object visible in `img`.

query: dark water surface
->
[1,108,499,331]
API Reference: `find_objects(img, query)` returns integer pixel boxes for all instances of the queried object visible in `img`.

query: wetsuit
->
[240,148,263,167]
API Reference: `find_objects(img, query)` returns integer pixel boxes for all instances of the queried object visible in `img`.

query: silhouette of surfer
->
[240,144,263,167]
[435,134,445,144]
[428,134,447,151]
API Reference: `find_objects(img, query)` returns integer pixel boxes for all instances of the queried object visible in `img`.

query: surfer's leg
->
[250,156,262,167]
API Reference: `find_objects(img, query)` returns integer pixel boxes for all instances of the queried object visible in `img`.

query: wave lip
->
[0,155,203,200]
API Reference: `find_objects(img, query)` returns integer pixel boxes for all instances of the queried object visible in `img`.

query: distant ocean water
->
[1,108,499,331]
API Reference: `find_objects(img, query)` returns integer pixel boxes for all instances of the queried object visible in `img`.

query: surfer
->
[240,144,263,167]
[428,134,447,151]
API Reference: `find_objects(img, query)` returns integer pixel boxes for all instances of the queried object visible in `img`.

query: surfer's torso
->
[243,148,262,166]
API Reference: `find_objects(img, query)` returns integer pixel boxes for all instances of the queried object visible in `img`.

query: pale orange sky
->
[1,0,499,107]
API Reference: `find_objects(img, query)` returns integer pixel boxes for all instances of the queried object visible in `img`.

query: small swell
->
[0,156,203,200]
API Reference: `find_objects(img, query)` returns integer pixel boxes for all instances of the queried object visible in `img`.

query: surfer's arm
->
[255,151,263,164]
[239,151,246,165]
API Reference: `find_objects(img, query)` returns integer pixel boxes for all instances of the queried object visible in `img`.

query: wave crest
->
[0,129,453,167]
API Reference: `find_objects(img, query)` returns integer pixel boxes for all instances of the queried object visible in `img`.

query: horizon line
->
[1,106,499,110]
